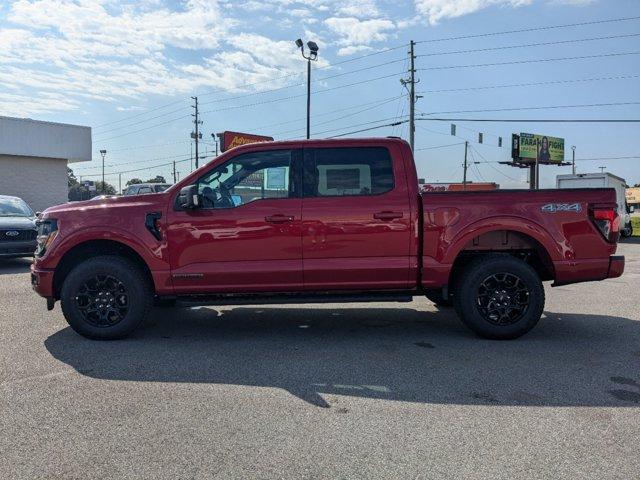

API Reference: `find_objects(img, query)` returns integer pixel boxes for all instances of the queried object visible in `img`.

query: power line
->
[415,142,465,151]
[94,114,191,142]
[422,74,640,94]
[325,119,409,138]
[92,98,188,129]
[78,157,192,178]
[420,101,640,116]
[575,156,640,161]
[414,15,640,44]
[74,152,193,172]
[93,105,191,134]
[93,44,409,130]
[417,118,640,123]
[198,59,406,108]
[416,33,640,57]
[270,95,404,137]
[417,51,640,71]
[469,145,519,182]
[199,71,405,116]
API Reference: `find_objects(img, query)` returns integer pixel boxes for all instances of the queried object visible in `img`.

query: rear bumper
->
[607,255,625,279]
[552,255,624,286]
[31,263,55,298]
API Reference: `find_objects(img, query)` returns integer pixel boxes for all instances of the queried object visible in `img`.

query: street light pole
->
[295,38,319,139]
[571,146,576,174]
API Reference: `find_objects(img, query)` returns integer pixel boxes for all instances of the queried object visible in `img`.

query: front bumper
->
[31,263,55,299]
[0,240,36,257]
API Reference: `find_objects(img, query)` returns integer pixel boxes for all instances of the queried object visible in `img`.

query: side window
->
[125,186,138,195]
[305,147,394,197]
[138,187,153,195]
[197,149,295,209]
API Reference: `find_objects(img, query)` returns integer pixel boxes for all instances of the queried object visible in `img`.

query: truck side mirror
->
[630,205,635,213]
[178,185,200,209]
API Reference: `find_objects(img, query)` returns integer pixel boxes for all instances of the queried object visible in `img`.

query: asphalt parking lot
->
[2,240,639,479]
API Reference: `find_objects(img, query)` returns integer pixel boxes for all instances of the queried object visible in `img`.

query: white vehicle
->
[557,173,634,237]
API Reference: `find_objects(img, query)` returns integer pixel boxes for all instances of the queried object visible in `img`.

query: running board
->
[173,291,415,307]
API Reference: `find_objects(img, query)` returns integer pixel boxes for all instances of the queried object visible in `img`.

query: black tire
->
[60,255,153,340]
[453,255,544,340]
[425,290,452,307]
[621,224,633,238]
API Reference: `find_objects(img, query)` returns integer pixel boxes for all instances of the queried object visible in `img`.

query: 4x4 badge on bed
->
[541,203,582,213]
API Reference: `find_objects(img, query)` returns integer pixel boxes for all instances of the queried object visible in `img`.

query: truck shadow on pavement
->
[0,257,32,275]
[45,306,640,408]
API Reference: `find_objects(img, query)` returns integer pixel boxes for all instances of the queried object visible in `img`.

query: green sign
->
[518,133,565,164]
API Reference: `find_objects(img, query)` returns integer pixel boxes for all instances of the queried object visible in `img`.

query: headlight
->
[35,219,58,257]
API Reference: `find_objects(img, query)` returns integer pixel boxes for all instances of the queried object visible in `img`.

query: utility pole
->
[462,141,468,189]
[191,96,202,168]
[409,40,416,151]
[599,166,606,173]
[572,146,576,174]
[99,149,107,193]
[172,161,177,183]
[118,173,122,194]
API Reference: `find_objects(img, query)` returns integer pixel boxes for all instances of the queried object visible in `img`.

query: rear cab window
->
[303,147,394,197]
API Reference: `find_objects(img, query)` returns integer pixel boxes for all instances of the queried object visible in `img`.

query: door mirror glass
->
[629,205,635,213]
[178,185,200,209]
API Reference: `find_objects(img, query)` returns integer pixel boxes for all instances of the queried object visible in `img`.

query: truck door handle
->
[265,214,295,223]
[373,211,403,221]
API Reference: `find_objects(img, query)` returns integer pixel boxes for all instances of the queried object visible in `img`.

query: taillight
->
[590,207,620,242]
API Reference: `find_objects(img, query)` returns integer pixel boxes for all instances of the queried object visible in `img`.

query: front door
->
[166,148,303,294]
[301,145,412,291]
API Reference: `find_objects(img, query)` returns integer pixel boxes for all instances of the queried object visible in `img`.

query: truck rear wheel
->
[60,255,153,340]
[453,255,544,340]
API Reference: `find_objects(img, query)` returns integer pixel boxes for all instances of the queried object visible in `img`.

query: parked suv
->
[123,183,171,196]
[0,195,37,258]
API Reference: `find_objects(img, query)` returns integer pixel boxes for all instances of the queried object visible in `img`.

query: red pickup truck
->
[32,138,624,340]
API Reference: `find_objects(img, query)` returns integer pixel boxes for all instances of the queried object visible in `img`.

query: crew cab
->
[31,138,624,340]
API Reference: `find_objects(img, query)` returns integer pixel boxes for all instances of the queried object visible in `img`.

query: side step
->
[173,291,415,307]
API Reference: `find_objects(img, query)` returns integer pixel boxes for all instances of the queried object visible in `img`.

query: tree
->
[634,183,640,188]
[94,181,117,195]
[68,184,87,201]
[126,178,143,186]
[67,166,78,187]
[146,175,166,183]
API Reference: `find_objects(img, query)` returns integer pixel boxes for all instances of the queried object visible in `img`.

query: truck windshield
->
[0,197,34,217]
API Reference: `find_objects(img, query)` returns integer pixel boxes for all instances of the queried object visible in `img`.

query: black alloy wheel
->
[75,274,129,327]
[476,272,530,326]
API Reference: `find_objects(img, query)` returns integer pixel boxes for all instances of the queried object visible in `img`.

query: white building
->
[0,116,91,212]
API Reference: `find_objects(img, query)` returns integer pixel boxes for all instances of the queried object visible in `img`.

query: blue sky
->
[1,0,639,188]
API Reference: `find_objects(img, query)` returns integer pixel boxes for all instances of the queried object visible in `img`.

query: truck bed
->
[420,188,619,288]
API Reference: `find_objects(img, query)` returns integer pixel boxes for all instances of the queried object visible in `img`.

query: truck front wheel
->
[60,255,153,340]
[453,255,544,340]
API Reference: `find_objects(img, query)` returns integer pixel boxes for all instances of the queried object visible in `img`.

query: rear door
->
[301,145,413,290]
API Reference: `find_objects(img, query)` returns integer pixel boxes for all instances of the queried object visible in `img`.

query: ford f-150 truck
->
[31,138,624,340]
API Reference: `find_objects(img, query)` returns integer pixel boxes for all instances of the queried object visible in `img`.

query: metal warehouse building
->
[0,116,91,212]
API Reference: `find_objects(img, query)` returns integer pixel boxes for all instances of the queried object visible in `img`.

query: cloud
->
[324,17,396,48]
[414,0,532,24]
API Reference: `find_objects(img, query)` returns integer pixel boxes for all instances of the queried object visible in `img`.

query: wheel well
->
[53,239,154,299]
[448,230,555,295]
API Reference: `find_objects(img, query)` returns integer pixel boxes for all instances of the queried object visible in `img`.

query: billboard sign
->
[518,133,565,164]
[218,131,274,153]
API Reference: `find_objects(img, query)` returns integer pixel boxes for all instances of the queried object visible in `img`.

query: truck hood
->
[0,216,37,230]
[43,193,167,217]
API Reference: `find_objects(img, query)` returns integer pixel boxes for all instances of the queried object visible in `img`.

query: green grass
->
[632,217,640,237]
